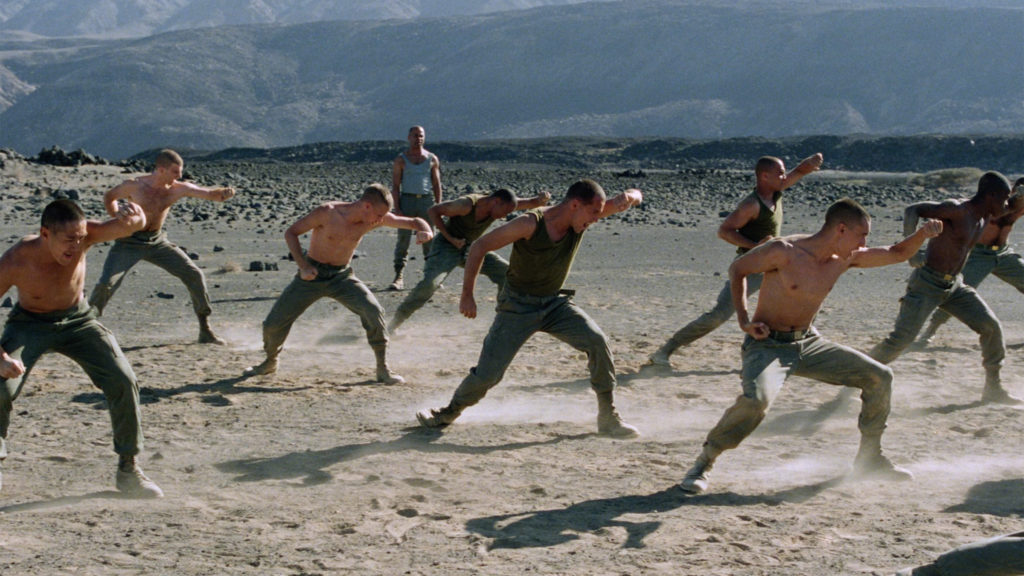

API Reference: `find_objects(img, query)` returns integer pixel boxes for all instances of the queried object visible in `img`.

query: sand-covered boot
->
[387,270,404,291]
[596,390,639,438]
[647,346,673,368]
[375,350,406,385]
[416,403,463,428]
[981,370,1023,405]
[851,435,913,481]
[910,323,938,350]
[116,455,164,499]
[243,356,278,376]
[198,315,227,345]
[680,449,716,494]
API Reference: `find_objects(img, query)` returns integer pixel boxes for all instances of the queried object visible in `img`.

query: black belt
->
[769,329,811,342]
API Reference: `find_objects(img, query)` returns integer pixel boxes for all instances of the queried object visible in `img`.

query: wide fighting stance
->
[915,177,1024,347]
[869,172,1020,404]
[0,200,162,497]
[649,153,823,366]
[89,149,235,344]
[416,180,643,437]
[680,198,942,494]
[245,184,432,383]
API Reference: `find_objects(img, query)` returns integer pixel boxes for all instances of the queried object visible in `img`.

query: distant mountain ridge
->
[1,0,1022,159]
[0,0,604,38]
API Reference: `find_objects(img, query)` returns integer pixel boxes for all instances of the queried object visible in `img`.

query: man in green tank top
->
[389,188,551,332]
[648,152,823,367]
[416,180,643,438]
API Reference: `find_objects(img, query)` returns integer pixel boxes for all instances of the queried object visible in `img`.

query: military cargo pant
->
[450,287,615,408]
[870,266,1004,374]
[924,244,1024,337]
[89,229,212,318]
[393,236,508,324]
[1,301,143,461]
[703,328,892,455]
[261,261,388,358]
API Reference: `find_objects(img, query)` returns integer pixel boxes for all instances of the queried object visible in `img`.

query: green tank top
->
[736,190,783,254]
[445,194,495,244]
[506,209,583,297]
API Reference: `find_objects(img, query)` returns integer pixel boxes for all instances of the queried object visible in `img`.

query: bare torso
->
[3,237,89,313]
[922,201,986,275]
[304,202,381,266]
[118,177,185,232]
[752,237,850,331]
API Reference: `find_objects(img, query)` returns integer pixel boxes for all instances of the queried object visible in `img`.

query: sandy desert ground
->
[0,153,1021,575]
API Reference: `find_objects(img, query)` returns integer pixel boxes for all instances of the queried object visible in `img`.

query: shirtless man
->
[679,198,943,494]
[89,149,235,344]
[869,172,1019,404]
[416,180,643,437]
[389,188,551,332]
[389,126,442,291]
[915,178,1024,346]
[649,153,823,367]
[0,199,162,497]
[244,184,432,383]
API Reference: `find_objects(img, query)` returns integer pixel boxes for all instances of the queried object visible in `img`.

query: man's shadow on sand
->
[944,478,1024,517]
[216,428,591,485]
[0,490,149,514]
[465,475,845,550]
[71,374,310,408]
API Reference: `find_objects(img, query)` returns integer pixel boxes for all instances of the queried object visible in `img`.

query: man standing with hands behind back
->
[389,126,442,291]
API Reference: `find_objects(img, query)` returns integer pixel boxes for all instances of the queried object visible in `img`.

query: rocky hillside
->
[1,1,1022,159]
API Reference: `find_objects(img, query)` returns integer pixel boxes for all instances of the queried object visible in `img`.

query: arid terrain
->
[0,151,1021,575]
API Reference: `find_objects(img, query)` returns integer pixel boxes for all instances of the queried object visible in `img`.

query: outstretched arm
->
[598,189,643,219]
[852,219,944,268]
[382,213,433,245]
[177,181,235,202]
[460,214,538,318]
[86,201,147,245]
[515,191,552,210]
[780,152,823,191]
